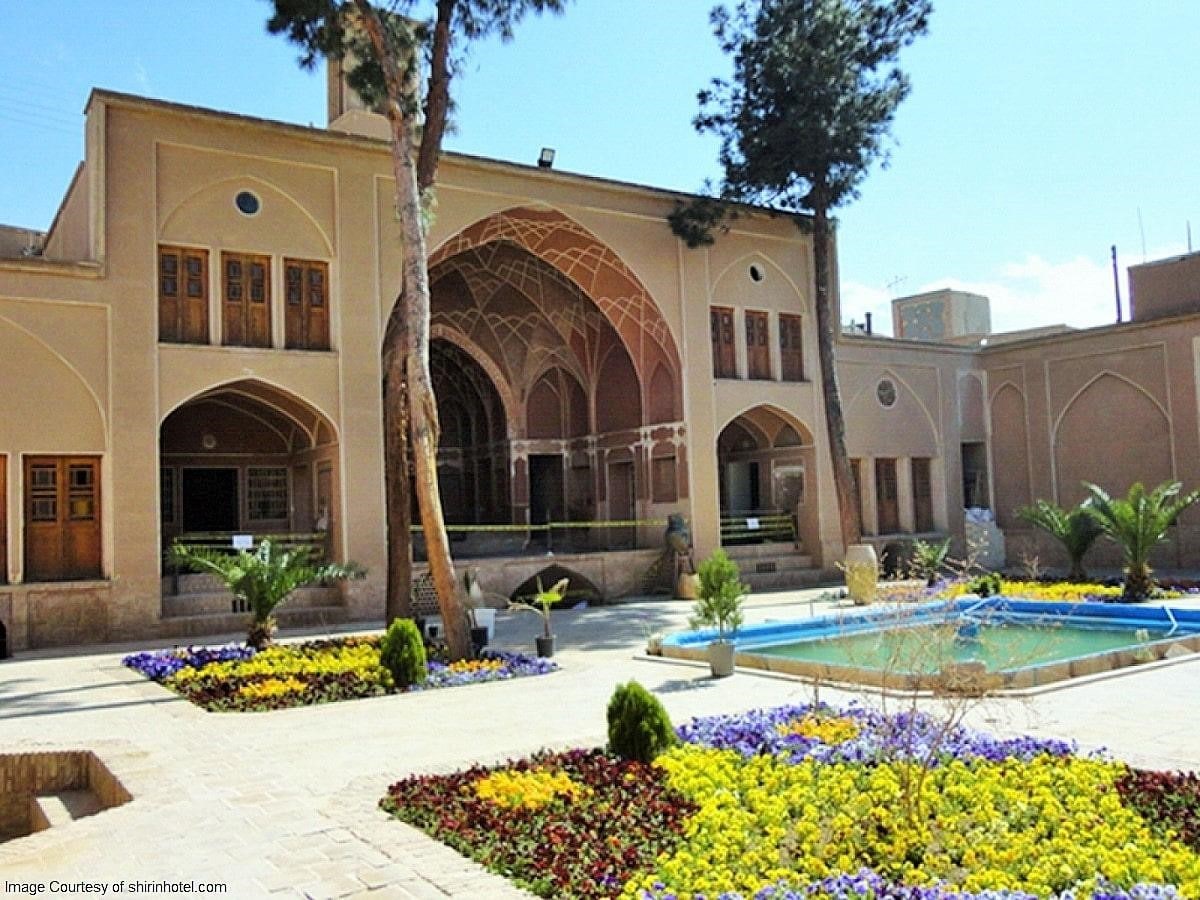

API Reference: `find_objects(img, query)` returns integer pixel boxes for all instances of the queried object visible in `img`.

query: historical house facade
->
[1,73,1198,652]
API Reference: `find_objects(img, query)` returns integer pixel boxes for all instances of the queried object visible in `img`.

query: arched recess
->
[845,368,939,458]
[429,206,683,424]
[989,384,1031,527]
[1052,372,1172,506]
[159,379,343,562]
[160,175,333,259]
[596,346,642,433]
[0,317,105,451]
[647,363,678,424]
[510,564,601,604]
[716,405,817,552]
[958,372,987,442]
[429,323,518,436]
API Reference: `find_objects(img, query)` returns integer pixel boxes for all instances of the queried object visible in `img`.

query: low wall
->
[0,582,113,653]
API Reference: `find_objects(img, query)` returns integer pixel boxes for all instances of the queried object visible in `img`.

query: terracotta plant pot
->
[675,573,699,600]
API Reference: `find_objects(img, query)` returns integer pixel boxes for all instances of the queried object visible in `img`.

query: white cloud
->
[842,243,1189,338]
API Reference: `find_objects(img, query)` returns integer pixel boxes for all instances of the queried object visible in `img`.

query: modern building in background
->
[1,62,1198,652]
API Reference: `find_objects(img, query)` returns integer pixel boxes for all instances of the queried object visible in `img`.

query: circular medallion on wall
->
[876,378,897,408]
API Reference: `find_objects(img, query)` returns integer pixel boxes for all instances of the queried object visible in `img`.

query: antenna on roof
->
[1137,207,1147,262]
[1188,221,1193,254]
[1111,245,1122,324]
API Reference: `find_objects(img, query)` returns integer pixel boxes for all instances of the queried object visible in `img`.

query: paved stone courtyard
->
[2,588,1199,898]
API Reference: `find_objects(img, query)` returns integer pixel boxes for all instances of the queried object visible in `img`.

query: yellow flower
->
[474,769,590,810]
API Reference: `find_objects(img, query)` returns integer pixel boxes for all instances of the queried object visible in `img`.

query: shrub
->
[909,538,950,585]
[380,619,427,688]
[607,680,677,763]
[967,572,1003,597]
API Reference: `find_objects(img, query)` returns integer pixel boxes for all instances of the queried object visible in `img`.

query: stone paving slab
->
[1,589,1199,897]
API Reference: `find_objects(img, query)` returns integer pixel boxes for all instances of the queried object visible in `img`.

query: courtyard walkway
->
[1,588,1199,898]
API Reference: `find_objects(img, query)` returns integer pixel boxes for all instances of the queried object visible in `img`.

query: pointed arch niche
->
[1052,372,1172,505]
[424,208,687,546]
[159,379,342,564]
[716,406,818,554]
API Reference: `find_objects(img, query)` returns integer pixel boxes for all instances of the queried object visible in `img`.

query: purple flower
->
[122,644,255,681]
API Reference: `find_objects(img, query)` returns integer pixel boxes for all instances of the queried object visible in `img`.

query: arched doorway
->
[430,338,510,526]
[717,407,817,550]
[159,380,341,563]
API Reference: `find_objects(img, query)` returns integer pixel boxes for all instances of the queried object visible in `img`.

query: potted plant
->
[509,576,569,657]
[689,549,747,677]
[462,567,495,655]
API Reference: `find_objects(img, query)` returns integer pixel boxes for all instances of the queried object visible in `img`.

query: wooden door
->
[875,458,899,534]
[746,310,770,379]
[607,460,635,549]
[222,252,271,347]
[710,307,736,378]
[912,457,934,533]
[24,456,101,582]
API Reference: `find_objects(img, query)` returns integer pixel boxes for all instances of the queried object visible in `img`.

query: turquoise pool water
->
[754,621,1160,674]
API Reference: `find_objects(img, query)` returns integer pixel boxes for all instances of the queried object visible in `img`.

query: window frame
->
[284,258,331,351]
[23,455,102,583]
[221,251,272,348]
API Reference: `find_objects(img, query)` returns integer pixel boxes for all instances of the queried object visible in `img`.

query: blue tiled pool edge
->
[660,598,1200,692]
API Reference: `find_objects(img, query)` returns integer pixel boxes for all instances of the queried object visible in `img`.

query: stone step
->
[724,542,806,560]
[729,552,814,573]
[29,790,103,832]
[158,605,349,640]
[161,586,342,618]
[743,567,839,593]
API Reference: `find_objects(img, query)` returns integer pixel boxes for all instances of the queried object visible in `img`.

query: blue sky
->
[2,1,1197,334]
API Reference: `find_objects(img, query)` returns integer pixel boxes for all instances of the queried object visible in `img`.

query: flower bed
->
[379,704,1200,899]
[939,580,1193,603]
[123,636,556,711]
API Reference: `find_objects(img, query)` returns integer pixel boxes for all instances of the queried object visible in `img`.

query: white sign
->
[745,517,761,530]
[232,534,254,550]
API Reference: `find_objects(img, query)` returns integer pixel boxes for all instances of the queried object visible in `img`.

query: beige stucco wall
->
[982,317,1200,570]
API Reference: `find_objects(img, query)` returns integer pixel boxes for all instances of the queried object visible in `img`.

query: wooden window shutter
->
[222,252,271,348]
[746,310,770,380]
[284,259,330,351]
[780,314,804,381]
[710,306,736,378]
[158,246,208,343]
[875,458,899,534]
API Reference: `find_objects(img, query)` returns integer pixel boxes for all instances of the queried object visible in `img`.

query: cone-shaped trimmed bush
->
[380,619,427,688]
[607,680,676,763]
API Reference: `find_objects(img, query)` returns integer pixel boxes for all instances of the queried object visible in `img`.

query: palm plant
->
[1082,481,1200,600]
[1016,499,1103,582]
[170,540,365,649]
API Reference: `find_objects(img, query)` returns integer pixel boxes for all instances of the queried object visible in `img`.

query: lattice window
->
[284,259,331,351]
[652,455,677,503]
[247,467,288,521]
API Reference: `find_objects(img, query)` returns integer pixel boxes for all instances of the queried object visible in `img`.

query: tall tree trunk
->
[810,202,863,553]
[383,305,412,623]
[357,1,470,660]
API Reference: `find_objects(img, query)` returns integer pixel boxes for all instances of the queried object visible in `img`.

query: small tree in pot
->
[509,577,569,657]
[689,549,747,677]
